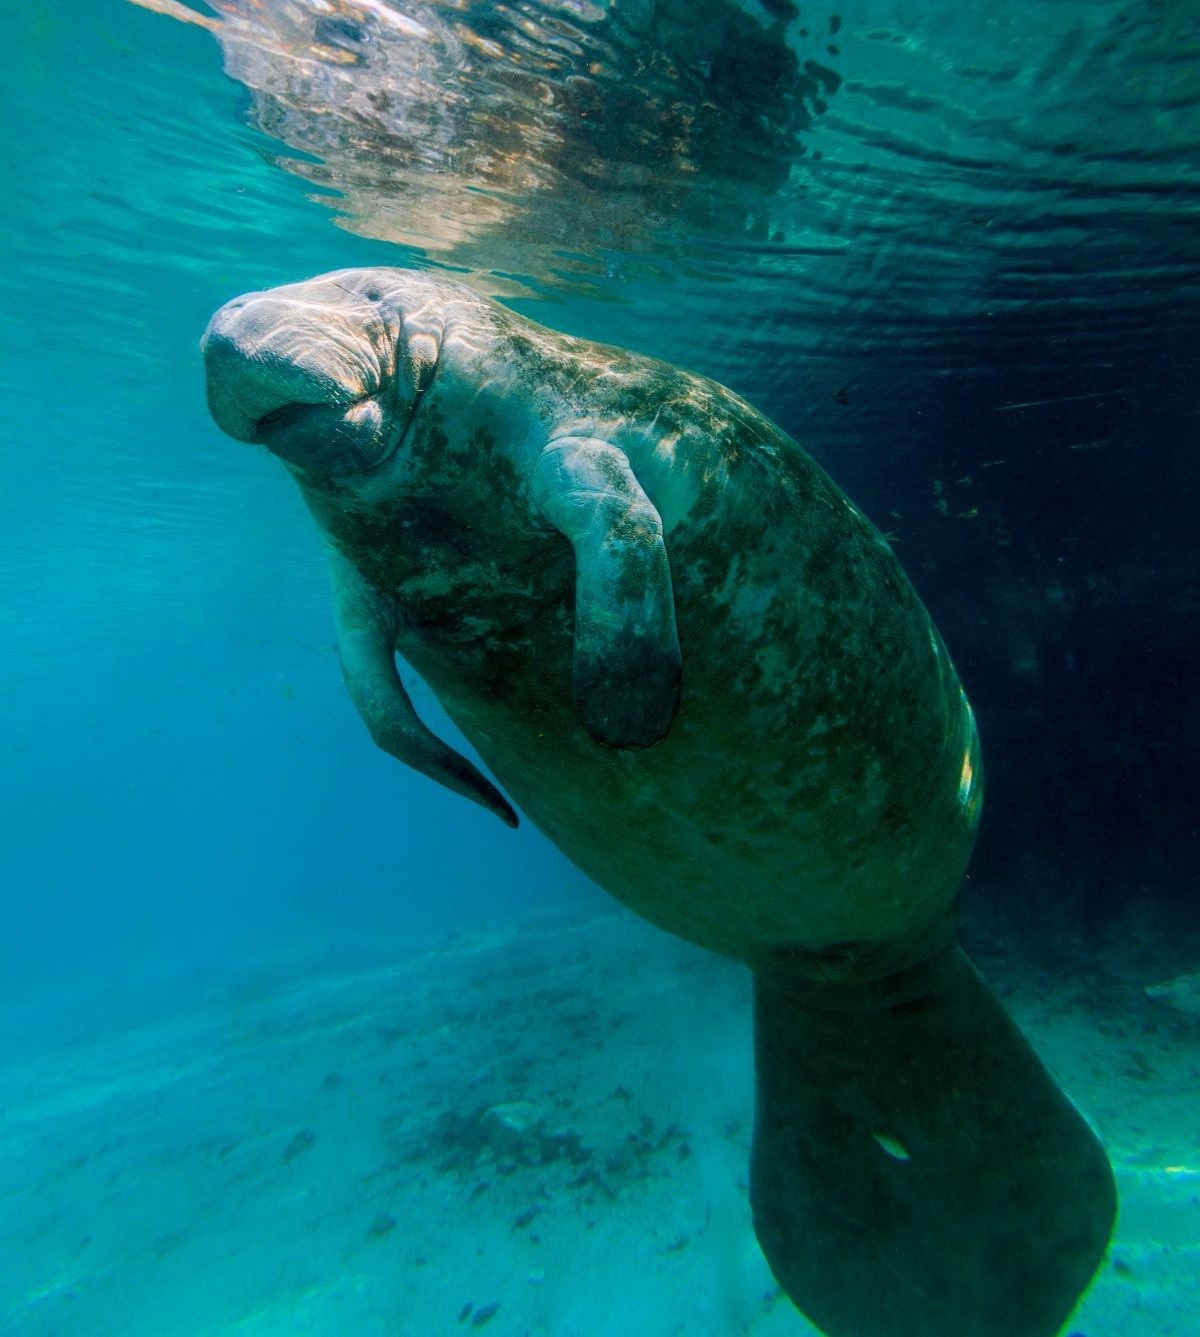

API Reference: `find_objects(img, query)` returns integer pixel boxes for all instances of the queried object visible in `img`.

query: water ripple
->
[121,0,1200,371]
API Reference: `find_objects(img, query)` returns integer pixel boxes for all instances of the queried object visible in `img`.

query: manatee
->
[202,268,1117,1337]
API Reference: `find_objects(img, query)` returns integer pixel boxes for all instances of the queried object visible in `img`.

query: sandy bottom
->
[1,907,1196,1336]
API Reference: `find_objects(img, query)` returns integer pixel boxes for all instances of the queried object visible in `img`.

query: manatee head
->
[201,267,441,479]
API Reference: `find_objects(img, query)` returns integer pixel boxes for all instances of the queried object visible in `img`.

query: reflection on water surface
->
[134,0,1199,334]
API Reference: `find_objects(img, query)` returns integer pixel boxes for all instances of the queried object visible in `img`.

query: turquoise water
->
[1,2,1197,1334]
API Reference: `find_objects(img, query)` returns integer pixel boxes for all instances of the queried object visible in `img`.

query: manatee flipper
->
[328,549,519,827]
[750,944,1116,1337]
[532,437,681,748]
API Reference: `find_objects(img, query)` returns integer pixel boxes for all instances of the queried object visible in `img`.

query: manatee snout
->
[202,288,398,477]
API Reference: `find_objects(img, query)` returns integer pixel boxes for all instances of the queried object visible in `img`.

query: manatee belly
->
[399,474,981,968]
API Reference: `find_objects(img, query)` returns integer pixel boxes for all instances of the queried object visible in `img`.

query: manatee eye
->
[365,288,381,302]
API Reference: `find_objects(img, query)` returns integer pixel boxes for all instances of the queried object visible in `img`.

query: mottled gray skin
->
[203,266,982,976]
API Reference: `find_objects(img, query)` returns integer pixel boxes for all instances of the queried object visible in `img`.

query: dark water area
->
[1,1,1198,1333]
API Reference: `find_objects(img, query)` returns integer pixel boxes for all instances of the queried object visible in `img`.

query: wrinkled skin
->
[202,268,1114,1337]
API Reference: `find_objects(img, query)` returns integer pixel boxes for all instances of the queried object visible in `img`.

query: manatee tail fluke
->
[749,944,1116,1337]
